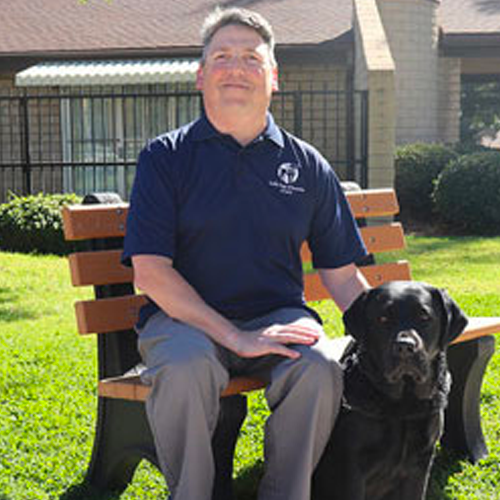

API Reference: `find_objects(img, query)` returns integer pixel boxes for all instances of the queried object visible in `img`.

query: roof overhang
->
[15,59,199,87]
[440,33,500,57]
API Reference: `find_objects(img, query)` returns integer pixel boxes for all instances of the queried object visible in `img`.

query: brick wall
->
[376,0,461,145]
[0,80,64,202]
[274,63,350,177]
[0,80,26,201]
[377,0,439,143]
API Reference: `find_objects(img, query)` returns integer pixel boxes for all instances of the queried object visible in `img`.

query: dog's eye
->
[378,315,389,324]
[420,312,431,322]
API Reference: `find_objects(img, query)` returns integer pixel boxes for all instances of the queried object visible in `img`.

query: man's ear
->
[196,64,204,91]
[271,65,279,92]
[342,289,370,341]
[433,287,468,348]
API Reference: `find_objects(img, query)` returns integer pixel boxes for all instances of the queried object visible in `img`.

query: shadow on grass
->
[427,447,465,500]
[58,482,122,500]
[55,449,464,500]
[0,287,38,322]
[232,448,465,500]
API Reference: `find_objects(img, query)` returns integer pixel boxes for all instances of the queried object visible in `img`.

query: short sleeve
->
[308,161,368,269]
[122,139,178,267]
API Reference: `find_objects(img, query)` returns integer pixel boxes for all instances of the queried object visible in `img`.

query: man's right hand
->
[132,255,322,361]
[232,317,322,359]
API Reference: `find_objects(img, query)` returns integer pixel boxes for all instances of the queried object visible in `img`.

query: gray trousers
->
[138,307,345,500]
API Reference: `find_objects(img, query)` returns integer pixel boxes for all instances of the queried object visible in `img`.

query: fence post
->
[20,94,32,195]
[360,91,369,189]
[293,91,302,138]
[346,77,355,182]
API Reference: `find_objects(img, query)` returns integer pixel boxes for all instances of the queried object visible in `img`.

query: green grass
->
[1,235,499,499]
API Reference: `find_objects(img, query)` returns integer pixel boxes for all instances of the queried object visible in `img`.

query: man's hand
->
[132,255,325,360]
[233,318,322,359]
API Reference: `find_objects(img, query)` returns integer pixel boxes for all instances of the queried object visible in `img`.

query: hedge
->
[433,151,500,234]
[0,193,81,255]
[395,143,458,221]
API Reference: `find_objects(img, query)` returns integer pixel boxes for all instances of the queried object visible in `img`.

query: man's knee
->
[269,342,343,406]
[139,316,227,389]
[294,343,343,392]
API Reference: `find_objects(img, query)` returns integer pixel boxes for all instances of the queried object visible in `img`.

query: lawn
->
[0,235,499,500]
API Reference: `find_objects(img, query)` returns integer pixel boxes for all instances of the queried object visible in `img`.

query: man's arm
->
[318,263,370,313]
[132,254,321,359]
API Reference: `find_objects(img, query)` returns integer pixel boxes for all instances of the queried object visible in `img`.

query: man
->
[123,7,369,500]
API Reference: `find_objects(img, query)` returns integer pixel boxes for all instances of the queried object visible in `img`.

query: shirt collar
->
[191,112,284,149]
[262,113,285,148]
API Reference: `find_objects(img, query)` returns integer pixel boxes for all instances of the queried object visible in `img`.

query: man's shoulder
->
[148,119,201,154]
[280,128,326,160]
[279,127,333,176]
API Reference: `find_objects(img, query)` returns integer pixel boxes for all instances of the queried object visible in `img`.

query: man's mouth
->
[221,82,250,90]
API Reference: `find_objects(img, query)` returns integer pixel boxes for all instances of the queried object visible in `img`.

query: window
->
[61,85,201,199]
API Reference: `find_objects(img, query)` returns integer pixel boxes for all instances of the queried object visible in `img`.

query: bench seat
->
[95,315,500,402]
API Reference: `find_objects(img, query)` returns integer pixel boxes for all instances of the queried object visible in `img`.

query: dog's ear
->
[433,287,468,347]
[343,289,371,341]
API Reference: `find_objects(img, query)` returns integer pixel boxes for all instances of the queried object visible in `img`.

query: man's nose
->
[224,56,246,71]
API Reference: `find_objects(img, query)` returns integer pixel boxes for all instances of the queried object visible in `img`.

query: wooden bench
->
[62,188,500,499]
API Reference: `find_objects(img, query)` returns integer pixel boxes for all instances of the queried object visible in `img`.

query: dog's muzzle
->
[393,330,423,358]
[386,330,427,384]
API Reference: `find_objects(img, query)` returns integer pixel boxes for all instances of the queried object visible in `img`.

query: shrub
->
[433,151,500,234]
[451,142,492,156]
[0,193,81,255]
[395,143,458,220]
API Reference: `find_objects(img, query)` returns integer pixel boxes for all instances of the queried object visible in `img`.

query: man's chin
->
[217,100,252,112]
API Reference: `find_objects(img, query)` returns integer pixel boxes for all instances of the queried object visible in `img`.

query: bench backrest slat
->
[62,189,400,242]
[69,250,132,287]
[74,261,411,335]
[68,223,406,288]
[75,295,147,335]
[62,203,129,241]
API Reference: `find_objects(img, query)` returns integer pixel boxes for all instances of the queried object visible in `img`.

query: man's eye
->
[244,54,262,64]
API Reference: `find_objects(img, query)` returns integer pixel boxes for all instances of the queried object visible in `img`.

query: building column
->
[353,0,396,188]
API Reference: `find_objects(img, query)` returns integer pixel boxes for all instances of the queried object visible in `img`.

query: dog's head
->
[343,281,468,398]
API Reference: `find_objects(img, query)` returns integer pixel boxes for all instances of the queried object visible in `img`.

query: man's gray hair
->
[200,7,276,64]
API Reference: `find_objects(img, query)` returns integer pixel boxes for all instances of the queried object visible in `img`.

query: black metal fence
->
[0,86,368,203]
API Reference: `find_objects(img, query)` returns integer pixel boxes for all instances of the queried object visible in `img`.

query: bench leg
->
[212,395,248,500]
[85,398,157,493]
[441,336,496,463]
[87,394,247,497]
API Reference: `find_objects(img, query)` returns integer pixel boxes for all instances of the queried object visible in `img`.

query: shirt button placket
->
[235,149,247,190]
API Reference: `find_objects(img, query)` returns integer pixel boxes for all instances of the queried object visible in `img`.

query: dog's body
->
[312,281,468,500]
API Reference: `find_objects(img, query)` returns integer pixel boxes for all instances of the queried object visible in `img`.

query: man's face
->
[196,24,278,123]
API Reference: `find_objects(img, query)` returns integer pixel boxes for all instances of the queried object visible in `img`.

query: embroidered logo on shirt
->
[270,163,305,195]
[277,163,299,184]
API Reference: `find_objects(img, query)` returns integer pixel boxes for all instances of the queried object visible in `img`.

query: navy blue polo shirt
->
[123,114,367,327]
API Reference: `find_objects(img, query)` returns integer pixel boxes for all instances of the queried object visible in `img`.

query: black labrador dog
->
[312,281,468,500]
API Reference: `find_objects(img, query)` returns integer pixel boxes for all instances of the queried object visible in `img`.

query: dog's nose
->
[394,331,420,358]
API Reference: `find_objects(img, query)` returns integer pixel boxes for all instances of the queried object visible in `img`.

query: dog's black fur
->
[312,281,468,500]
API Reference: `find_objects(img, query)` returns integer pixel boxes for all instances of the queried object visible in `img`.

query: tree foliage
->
[461,80,500,147]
